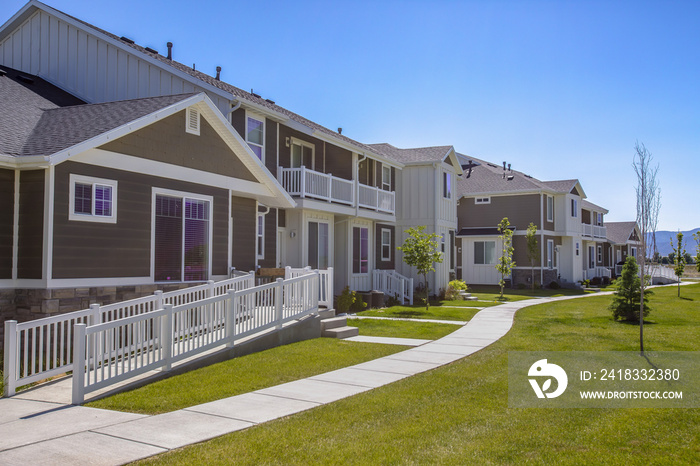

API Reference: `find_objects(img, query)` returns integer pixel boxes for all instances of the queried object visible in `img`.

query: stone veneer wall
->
[0,283,198,348]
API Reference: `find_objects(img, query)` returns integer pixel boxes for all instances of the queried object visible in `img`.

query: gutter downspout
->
[227,99,242,117]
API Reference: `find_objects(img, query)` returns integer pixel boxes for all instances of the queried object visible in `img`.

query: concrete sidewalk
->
[0,295,559,465]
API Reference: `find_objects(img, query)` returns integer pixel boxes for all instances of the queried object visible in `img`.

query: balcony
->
[582,223,607,239]
[278,166,395,214]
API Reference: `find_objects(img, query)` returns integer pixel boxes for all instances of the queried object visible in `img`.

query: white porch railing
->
[649,265,679,282]
[582,224,607,239]
[3,273,255,397]
[372,270,414,305]
[583,267,612,281]
[71,273,319,405]
[284,266,333,308]
[277,166,395,214]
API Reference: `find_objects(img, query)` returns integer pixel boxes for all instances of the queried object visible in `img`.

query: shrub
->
[548,281,560,290]
[590,277,602,286]
[517,283,527,290]
[385,295,401,307]
[609,256,652,321]
[337,286,366,313]
[601,276,611,286]
[445,279,468,300]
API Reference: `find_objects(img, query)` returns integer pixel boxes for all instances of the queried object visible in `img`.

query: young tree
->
[495,217,515,299]
[671,231,687,297]
[609,256,652,322]
[525,223,539,290]
[694,231,700,273]
[633,141,660,355]
[397,226,443,311]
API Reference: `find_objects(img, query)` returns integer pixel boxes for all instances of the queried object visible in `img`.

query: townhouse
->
[455,155,638,287]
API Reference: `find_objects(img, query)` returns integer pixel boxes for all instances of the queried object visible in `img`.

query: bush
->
[517,283,527,290]
[337,286,367,313]
[590,277,602,286]
[445,279,468,300]
[601,276,611,286]
[385,295,401,307]
[609,256,652,321]
[548,281,560,290]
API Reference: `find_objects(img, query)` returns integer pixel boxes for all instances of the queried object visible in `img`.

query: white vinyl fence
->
[372,269,414,305]
[3,273,255,397]
[72,272,319,404]
[284,266,333,308]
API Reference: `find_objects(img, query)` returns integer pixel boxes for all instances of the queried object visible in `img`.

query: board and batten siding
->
[0,9,230,112]
[52,161,229,279]
[0,169,15,279]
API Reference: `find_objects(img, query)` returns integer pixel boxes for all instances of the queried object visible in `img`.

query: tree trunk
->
[424,273,430,311]
[531,260,535,291]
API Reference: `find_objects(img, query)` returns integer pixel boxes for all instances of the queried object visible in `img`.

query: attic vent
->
[251,89,261,98]
[265,98,275,104]
[487,163,498,168]
[185,107,200,136]
[17,75,35,84]
[120,36,134,44]
[145,47,158,54]
[0,69,6,77]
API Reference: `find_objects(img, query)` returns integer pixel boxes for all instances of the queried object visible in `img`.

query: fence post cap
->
[276,277,284,283]
[163,303,173,310]
[154,289,163,296]
[90,303,100,309]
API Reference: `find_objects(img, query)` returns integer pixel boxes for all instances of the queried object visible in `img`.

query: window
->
[597,245,603,263]
[308,221,329,269]
[547,240,554,269]
[246,114,264,160]
[576,242,580,256]
[617,249,622,263]
[382,165,391,191]
[571,198,578,217]
[257,214,265,259]
[597,212,603,226]
[185,107,200,135]
[474,241,496,265]
[589,246,595,268]
[547,196,553,222]
[631,247,637,258]
[353,227,369,274]
[291,139,314,169]
[443,171,452,199]
[69,175,117,223]
[154,193,210,282]
[380,228,392,261]
[475,197,491,205]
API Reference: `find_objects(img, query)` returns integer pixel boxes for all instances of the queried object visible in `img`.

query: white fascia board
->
[48,94,206,166]
[0,154,50,169]
[459,189,552,199]
[0,1,37,41]
[19,1,233,102]
[197,95,296,209]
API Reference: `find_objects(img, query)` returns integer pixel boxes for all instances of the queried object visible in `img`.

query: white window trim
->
[474,240,497,265]
[381,165,391,191]
[185,107,200,136]
[246,111,265,162]
[151,187,213,283]
[546,196,553,222]
[380,228,392,261]
[571,198,578,218]
[68,174,118,224]
[597,245,603,263]
[475,197,491,205]
[290,137,315,170]
[597,212,603,225]
[547,239,554,269]
[353,225,370,275]
[443,171,452,199]
[257,213,265,259]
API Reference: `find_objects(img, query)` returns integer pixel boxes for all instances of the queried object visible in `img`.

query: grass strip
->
[358,305,480,322]
[87,338,407,415]
[137,284,700,465]
[348,318,459,340]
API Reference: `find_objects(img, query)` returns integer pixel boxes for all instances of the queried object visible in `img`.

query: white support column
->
[71,323,87,405]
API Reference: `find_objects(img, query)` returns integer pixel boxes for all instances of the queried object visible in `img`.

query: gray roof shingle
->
[367,143,453,164]
[606,221,638,244]
[0,66,196,157]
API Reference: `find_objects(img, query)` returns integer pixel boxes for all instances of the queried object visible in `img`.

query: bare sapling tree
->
[633,141,661,355]
[526,223,539,290]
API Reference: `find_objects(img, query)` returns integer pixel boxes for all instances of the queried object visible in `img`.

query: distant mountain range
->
[649,228,700,257]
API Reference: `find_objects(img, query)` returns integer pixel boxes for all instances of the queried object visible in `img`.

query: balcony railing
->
[278,166,395,214]
[582,223,607,239]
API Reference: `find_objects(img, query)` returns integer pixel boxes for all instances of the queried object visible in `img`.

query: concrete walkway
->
[0,292,625,465]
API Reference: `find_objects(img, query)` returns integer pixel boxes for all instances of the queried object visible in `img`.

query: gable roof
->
[368,144,452,164]
[455,152,590,200]
[0,1,402,169]
[606,222,639,244]
[581,199,609,214]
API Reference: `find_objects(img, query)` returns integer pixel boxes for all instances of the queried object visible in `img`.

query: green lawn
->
[358,305,481,322]
[137,284,700,465]
[348,318,460,340]
[87,339,407,415]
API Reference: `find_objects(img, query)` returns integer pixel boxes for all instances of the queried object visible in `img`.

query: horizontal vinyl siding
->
[0,169,16,279]
[17,170,44,279]
[99,110,256,182]
[52,161,229,279]
[458,194,540,231]
[232,196,256,272]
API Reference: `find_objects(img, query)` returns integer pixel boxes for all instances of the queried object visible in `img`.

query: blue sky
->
[2,0,698,230]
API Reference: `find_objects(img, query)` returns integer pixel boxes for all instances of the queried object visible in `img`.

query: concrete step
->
[318,308,336,319]
[459,292,472,298]
[322,325,359,339]
[321,316,348,331]
[463,296,479,301]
